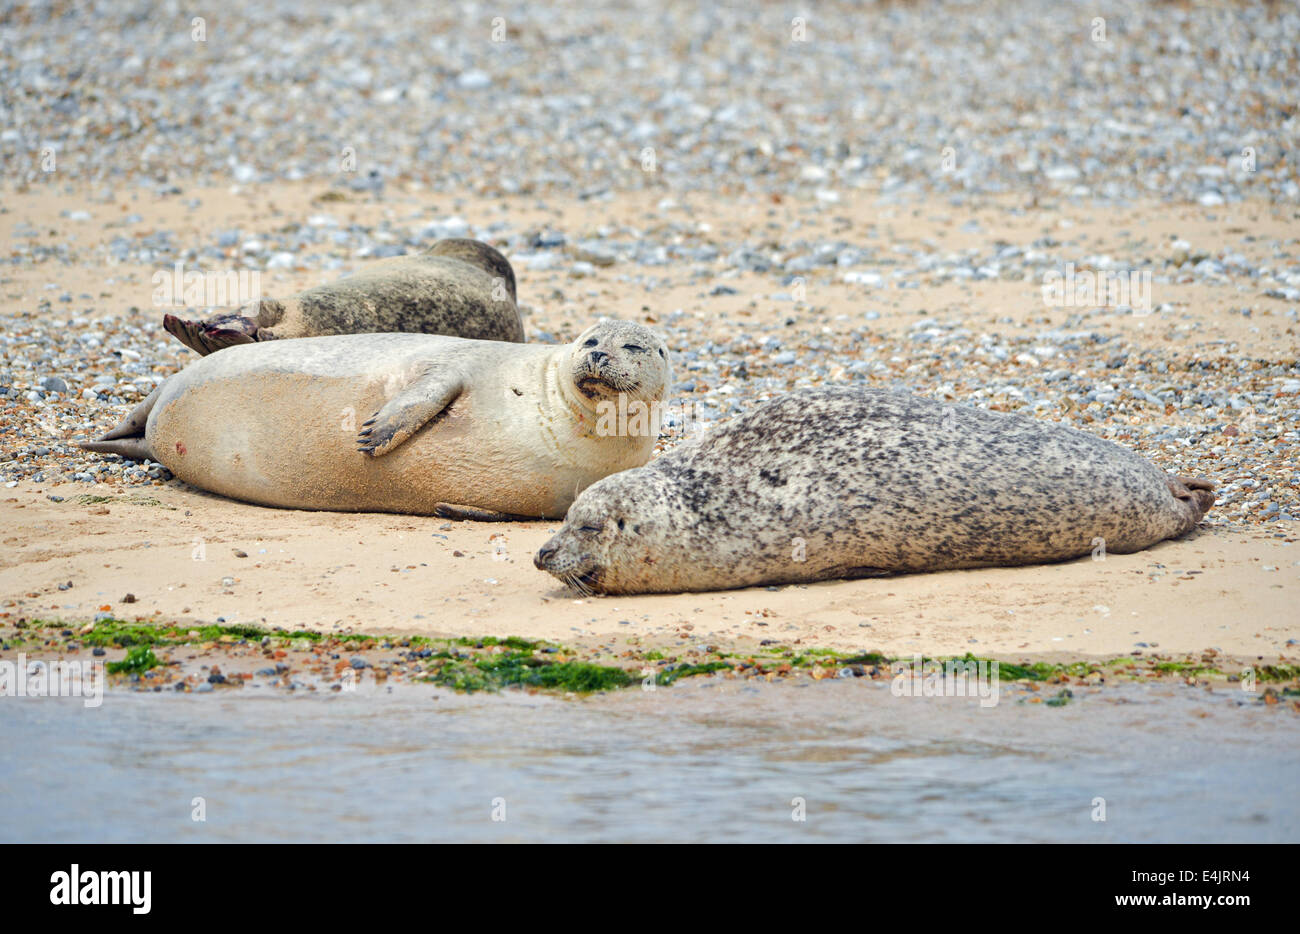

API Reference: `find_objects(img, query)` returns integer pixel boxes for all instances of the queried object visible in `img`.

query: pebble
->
[8,0,1286,205]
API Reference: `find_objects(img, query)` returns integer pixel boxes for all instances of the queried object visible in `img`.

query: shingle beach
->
[1,0,1296,665]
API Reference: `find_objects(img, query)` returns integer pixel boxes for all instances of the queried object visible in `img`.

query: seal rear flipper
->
[163,312,259,355]
[78,437,153,461]
[97,385,163,440]
[357,373,464,456]
[79,386,161,462]
[434,503,538,522]
[1168,475,1215,521]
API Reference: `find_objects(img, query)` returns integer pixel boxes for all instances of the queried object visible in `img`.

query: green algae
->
[106,646,160,675]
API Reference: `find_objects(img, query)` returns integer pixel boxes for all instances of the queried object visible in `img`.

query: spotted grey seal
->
[162,238,524,355]
[534,387,1215,593]
[80,320,672,518]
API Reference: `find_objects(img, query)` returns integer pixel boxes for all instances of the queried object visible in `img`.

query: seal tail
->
[163,312,258,356]
[1168,475,1215,522]
[77,387,161,462]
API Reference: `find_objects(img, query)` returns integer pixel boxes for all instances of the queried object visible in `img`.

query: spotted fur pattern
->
[535,387,1215,594]
[164,239,523,355]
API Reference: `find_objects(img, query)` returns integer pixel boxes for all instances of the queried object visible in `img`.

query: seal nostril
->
[534,546,557,569]
[589,350,608,365]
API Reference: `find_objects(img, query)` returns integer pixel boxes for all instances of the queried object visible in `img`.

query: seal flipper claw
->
[356,372,463,457]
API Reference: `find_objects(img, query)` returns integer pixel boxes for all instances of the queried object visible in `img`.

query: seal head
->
[535,468,680,594]
[564,320,673,406]
[429,237,517,303]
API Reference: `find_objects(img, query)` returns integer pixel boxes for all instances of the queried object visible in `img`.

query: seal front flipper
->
[357,371,464,457]
[434,503,537,522]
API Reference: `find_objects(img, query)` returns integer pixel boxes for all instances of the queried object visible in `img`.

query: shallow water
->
[2,678,1296,842]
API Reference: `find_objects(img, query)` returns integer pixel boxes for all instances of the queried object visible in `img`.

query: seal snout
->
[575,351,620,396]
[533,532,604,594]
[566,321,672,406]
[534,543,558,570]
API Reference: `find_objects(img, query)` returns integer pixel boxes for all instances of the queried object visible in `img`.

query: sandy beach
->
[2,182,1296,664]
[2,0,1297,668]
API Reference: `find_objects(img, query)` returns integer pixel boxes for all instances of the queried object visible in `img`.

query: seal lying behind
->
[80,320,672,518]
[534,386,1215,594]
[163,238,524,355]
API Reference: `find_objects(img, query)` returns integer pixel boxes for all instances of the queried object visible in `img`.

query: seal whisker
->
[560,569,592,596]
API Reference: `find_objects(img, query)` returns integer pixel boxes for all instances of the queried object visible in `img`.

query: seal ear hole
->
[617,518,626,531]
[657,348,665,357]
